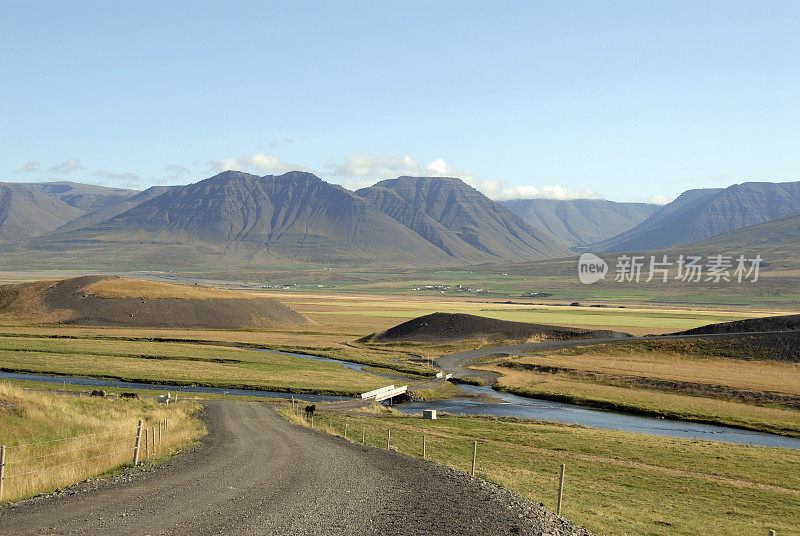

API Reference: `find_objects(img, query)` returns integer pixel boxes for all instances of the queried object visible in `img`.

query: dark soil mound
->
[0,275,310,329]
[674,314,800,336]
[363,312,630,343]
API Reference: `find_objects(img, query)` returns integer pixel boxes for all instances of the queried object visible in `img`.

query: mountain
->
[592,181,800,252]
[56,185,176,232]
[11,171,470,268]
[20,181,138,211]
[501,198,660,246]
[356,177,570,262]
[669,210,800,269]
[0,183,85,242]
[4,172,570,270]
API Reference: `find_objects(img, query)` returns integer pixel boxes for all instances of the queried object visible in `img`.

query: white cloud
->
[324,151,601,201]
[16,161,41,173]
[48,157,85,175]
[93,170,143,188]
[645,194,671,205]
[165,164,191,181]
[324,152,477,184]
[479,181,603,201]
[211,153,309,175]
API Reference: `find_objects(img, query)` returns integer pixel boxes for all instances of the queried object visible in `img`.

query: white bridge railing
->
[360,385,408,402]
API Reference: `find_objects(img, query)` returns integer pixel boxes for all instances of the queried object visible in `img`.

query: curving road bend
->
[434,331,791,386]
[0,401,593,536]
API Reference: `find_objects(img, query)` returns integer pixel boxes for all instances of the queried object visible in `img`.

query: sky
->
[1,1,799,204]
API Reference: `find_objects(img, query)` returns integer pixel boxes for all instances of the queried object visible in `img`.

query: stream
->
[4,347,800,449]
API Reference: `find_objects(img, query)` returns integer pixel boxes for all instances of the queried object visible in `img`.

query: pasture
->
[288,407,800,536]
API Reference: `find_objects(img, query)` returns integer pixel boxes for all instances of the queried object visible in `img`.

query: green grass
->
[0,335,391,396]
[287,408,800,536]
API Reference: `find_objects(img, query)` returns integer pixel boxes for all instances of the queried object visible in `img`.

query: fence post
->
[152,426,156,456]
[344,423,348,440]
[423,434,426,459]
[311,415,314,428]
[0,445,6,502]
[471,441,477,477]
[158,421,162,446]
[144,428,149,460]
[362,425,365,444]
[387,429,391,449]
[557,463,566,516]
[133,419,143,465]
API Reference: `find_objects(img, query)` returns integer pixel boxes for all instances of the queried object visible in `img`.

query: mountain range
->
[0,172,568,269]
[501,198,660,246]
[590,181,800,253]
[2,174,799,270]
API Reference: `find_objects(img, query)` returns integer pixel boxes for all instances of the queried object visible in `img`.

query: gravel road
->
[0,401,594,536]
[434,331,793,386]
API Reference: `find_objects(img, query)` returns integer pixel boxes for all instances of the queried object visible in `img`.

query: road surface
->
[0,401,593,536]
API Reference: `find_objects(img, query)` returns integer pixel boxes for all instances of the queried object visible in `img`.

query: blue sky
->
[2,1,798,203]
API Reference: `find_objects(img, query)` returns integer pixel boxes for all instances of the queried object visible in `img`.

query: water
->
[397,385,800,449]
[0,371,345,403]
[4,347,800,450]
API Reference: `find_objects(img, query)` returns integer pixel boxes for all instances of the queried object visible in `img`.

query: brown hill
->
[0,275,310,329]
[673,314,800,336]
[362,312,630,344]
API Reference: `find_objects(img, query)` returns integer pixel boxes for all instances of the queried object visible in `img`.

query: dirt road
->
[0,401,593,536]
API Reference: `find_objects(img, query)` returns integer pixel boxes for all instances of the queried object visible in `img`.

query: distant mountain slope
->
[57,185,175,232]
[356,185,506,263]
[357,177,570,262]
[0,183,85,242]
[16,171,463,268]
[501,198,660,246]
[592,182,800,252]
[21,181,138,211]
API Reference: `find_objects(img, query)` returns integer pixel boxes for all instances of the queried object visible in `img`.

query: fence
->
[0,417,169,504]
[284,404,784,536]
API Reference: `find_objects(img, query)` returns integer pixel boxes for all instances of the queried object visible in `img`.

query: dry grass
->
[0,383,204,503]
[505,352,800,397]
[489,368,800,436]
[83,278,251,299]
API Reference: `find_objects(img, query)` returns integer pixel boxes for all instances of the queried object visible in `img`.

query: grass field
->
[0,383,204,504]
[472,338,800,436]
[0,335,397,396]
[284,407,800,536]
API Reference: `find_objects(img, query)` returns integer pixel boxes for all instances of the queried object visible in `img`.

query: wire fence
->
[0,417,170,504]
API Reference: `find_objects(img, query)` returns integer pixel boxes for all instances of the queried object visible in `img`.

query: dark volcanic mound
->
[673,314,800,336]
[363,312,630,343]
[0,275,310,329]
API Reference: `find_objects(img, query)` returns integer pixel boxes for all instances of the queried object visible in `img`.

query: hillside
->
[0,183,85,242]
[592,181,800,252]
[3,172,569,269]
[673,314,800,336]
[501,198,660,246]
[56,185,175,232]
[362,312,630,344]
[20,181,138,211]
[0,275,310,329]
[357,177,569,262]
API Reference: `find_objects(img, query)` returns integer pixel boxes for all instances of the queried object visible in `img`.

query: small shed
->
[422,409,437,420]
